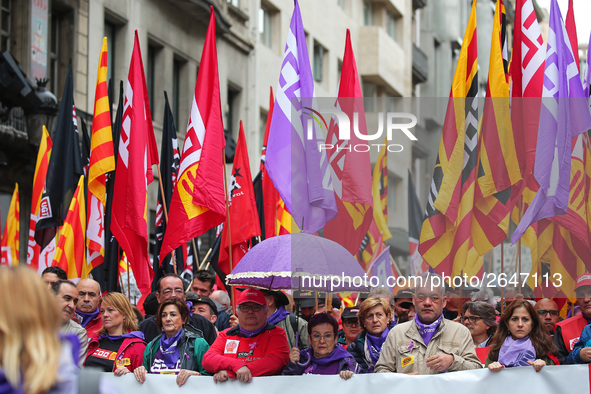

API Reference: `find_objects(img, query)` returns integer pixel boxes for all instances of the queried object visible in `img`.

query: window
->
[227,0,239,7]
[48,12,59,93]
[386,11,398,41]
[363,81,377,112]
[363,1,374,26]
[337,59,343,85]
[313,41,326,83]
[147,44,155,113]
[259,4,273,48]
[1,0,10,52]
[337,0,345,9]
[172,58,183,126]
[260,109,268,151]
[104,21,116,88]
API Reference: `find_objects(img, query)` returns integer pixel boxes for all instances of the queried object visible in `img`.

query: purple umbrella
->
[226,232,368,292]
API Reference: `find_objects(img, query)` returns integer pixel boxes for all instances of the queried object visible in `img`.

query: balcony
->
[412,44,428,84]
[357,26,411,96]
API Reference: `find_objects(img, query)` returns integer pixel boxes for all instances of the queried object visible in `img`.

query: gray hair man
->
[375,273,482,374]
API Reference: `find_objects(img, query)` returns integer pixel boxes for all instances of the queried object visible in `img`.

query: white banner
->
[102,365,588,393]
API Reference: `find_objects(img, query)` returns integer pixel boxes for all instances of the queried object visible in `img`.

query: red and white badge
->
[224,339,240,354]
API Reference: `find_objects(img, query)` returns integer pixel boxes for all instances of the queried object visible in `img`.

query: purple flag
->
[367,246,393,289]
[513,0,591,243]
[265,0,337,233]
[584,32,591,97]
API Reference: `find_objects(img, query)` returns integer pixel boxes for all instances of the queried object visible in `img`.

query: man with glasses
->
[337,307,363,348]
[554,274,591,364]
[375,273,481,374]
[138,274,217,344]
[203,288,289,383]
[534,298,561,336]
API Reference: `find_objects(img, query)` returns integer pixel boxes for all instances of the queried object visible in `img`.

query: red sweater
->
[83,315,103,340]
[86,333,146,372]
[203,324,289,378]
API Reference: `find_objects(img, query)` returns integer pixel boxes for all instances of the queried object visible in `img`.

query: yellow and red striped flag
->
[372,138,392,242]
[418,0,482,277]
[27,127,53,271]
[52,176,88,280]
[472,0,522,259]
[87,37,115,270]
[1,183,20,266]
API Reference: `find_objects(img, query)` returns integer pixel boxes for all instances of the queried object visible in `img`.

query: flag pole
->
[191,238,200,268]
[156,165,177,274]
[222,149,234,310]
[199,248,213,270]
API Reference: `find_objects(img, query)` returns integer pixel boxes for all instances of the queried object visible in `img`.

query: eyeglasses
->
[537,310,559,317]
[238,304,264,313]
[415,294,441,302]
[343,319,360,327]
[161,288,184,296]
[310,333,334,342]
[460,315,483,324]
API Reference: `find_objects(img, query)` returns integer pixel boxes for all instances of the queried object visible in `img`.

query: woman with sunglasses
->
[283,313,359,379]
[347,298,394,373]
[486,300,558,372]
[461,301,497,363]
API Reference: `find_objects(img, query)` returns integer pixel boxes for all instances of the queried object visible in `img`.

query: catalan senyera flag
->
[27,127,52,272]
[87,37,115,270]
[219,122,261,274]
[372,138,392,242]
[1,184,19,266]
[357,219,385,273]
[52,176,88,279]
[159,7,226,263]
[111,31,159,297]
[408,171,428,276]
[324,29,373,255]
[419,0,481,277]
[472,0,521,257]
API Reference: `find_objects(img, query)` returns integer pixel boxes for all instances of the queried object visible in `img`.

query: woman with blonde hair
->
[0,266,77,394]
[85,292,146,375]
[347,297,394,373]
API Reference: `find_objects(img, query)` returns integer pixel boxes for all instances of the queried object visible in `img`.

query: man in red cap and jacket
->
[203,288,289,383]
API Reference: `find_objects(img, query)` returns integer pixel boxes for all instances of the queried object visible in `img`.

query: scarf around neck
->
[267,306,290,326]
[159,329,184,368]
[76,307,100,327]
[498,336,536,367]
[366,326,390,365]
[98,331,145,342]
[414,313,442,346]
[239,324,267,338]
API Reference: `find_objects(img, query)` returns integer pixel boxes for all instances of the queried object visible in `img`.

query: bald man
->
[535,298,561,336]
[75,278,103,339]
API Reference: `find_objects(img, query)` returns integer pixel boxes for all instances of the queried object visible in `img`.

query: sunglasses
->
[536,310,559,317]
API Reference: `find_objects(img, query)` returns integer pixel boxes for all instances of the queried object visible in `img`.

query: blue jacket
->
[567,324,591,364]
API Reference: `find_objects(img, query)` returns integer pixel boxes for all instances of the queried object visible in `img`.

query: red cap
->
[575,274,591,290]
[237,288,267,306]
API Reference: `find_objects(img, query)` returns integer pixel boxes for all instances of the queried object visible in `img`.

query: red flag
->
[261,87,279,238]
[27,127,52,271]
[566,0,580,71]
[219,122,261,274]
[324,29,373,255]
[159,7,226,263]
[111,31,159,297]
[1,183,19,266]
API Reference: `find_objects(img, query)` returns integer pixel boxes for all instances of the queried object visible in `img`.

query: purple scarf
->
[98,331,145,341]
[498,336,536,367]
[267,306,290,326]
[414,313,442,346]
[366,327,390,365]
[75,308,100,327]
[239,324,267,338]
[159,329,183,368]
[299,344,352,374]
[0,369,24,394]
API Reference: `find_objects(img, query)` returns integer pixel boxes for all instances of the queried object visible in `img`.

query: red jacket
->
[86,333,146,372]
[557,314,588,352]
[203,323,289,378]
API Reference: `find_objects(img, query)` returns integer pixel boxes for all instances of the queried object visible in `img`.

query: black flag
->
[36,61,84,249]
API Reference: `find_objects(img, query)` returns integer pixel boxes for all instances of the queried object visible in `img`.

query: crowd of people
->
[2,266,591,393]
